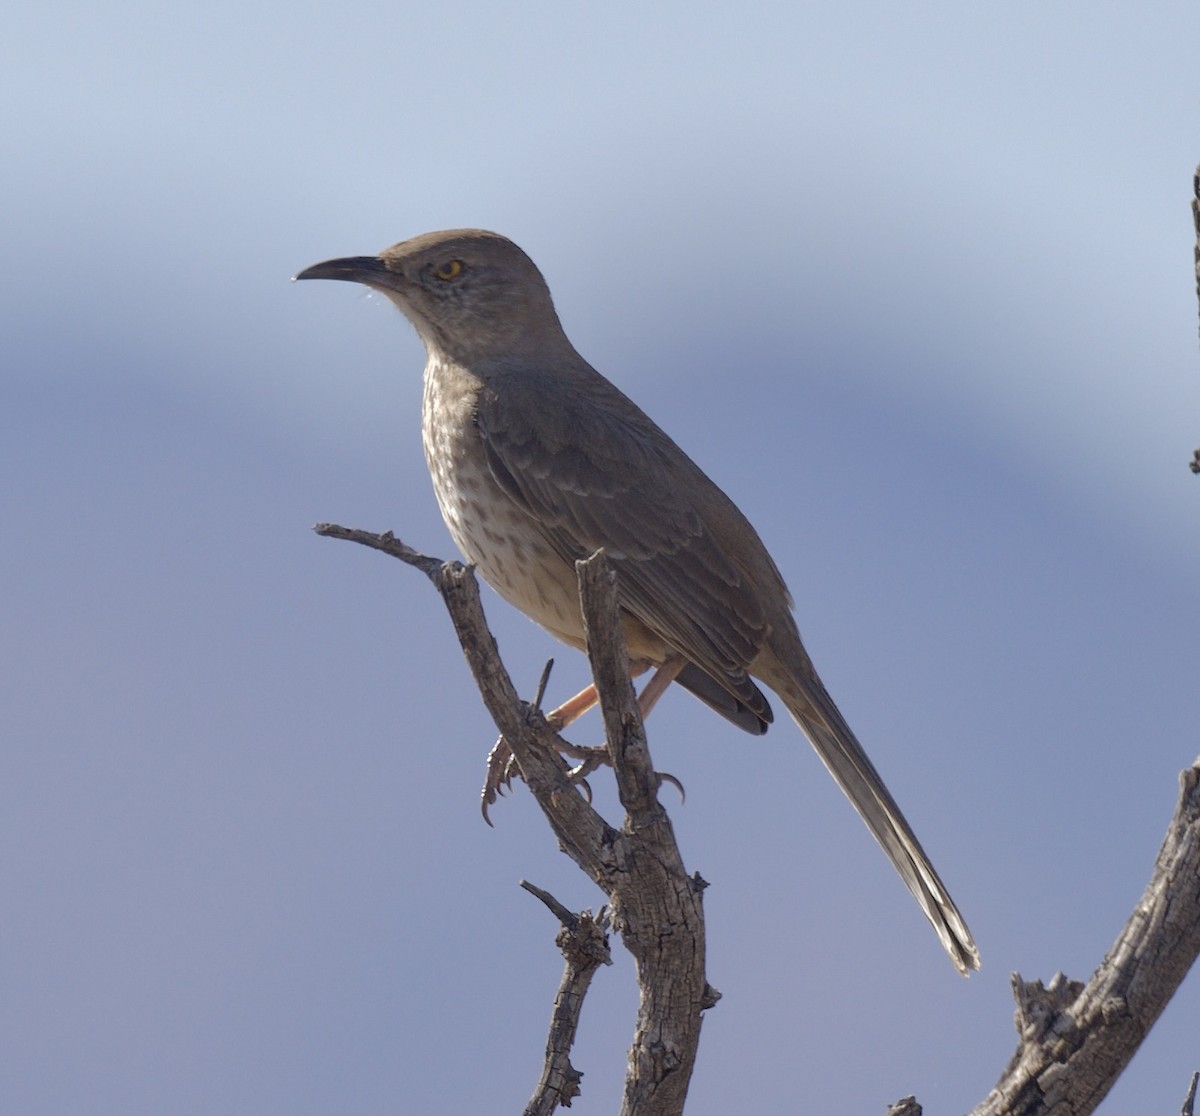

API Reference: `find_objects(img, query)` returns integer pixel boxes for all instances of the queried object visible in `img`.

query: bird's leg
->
[544,659,653,732]
[545,655,685,734]
[558,656,687,791]
[634,656,686,719]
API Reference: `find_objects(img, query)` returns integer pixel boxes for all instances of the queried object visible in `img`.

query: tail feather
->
[675,662,772,735]
[773,664,979,974]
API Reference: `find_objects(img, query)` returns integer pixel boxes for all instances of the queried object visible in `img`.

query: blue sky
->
[4,2,1200,1113]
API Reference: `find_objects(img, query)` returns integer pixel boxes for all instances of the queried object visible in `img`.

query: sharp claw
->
[658,771,686,804]
[481,735,517,824]
[481,727,640,819]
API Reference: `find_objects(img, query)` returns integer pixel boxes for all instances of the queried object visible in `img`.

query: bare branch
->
[573,551,713,1116]
[317,527,711,1116]
[1192,164,1199,473]
[574,552,657,820]
[318,523,1200,1115]
[520,881,612,1116]
[313,523,444,577]
[967,760,1200,1116]
[1182,1071,1198,1116]
[1193,163,1200,343]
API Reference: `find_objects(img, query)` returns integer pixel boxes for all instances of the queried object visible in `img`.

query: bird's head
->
[295,229,570,368]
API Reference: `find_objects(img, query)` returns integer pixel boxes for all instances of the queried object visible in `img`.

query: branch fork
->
[315,522,1200,1115]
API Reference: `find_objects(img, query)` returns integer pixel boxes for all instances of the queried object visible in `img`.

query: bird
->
[295,229,979,974]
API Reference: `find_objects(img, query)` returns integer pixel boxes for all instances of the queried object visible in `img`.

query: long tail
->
[760,645,979,974]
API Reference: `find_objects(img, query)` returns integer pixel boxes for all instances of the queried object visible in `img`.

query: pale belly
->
[422,359,590,650]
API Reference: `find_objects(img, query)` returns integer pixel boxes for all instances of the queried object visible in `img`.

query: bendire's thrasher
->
[296,228,979,974]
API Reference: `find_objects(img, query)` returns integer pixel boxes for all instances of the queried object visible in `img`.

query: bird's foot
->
[480,656,687,822]
[480,732,684,819]
[480,731,611,823]
[481,735,519,825]
[562,742,610,800]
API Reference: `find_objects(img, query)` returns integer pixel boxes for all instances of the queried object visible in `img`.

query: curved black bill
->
[293,256,390,284]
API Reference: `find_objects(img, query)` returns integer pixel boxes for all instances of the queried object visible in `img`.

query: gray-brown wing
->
[475,366,773,721]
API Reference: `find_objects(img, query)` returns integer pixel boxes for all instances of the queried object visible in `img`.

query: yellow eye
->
[433,259,464,281]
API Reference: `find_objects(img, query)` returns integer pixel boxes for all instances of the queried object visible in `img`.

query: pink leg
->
[635,656,686,719]
[545,660,654,729]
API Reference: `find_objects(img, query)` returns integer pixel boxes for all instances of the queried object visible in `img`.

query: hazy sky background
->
[4,2,1200,1113]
